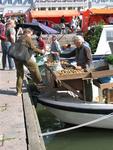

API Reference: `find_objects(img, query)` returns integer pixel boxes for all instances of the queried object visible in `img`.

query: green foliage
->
[84,24,103,54]
[105,54,113,65]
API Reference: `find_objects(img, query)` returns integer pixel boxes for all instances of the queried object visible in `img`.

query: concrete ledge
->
[22,80,46,150]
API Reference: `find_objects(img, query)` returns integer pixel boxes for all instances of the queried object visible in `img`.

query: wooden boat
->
[36,61,113,129]
[37,88,113,129]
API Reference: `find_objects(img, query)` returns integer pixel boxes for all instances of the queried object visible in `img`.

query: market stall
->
[82,8,113,32]
[26,10,80,24]
[45,61,113,103]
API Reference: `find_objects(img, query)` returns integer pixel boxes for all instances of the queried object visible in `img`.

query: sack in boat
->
[8,42,33,62]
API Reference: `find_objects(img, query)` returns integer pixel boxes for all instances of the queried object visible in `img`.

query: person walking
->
[14,28,45,96]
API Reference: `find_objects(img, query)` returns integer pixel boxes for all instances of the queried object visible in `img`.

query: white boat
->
[37,88,113,129]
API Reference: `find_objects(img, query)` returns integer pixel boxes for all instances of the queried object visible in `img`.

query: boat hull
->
[37,97,113,129]
[48,107,113,129]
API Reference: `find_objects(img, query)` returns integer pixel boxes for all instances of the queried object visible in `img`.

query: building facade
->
[0,0,113,15]
[0,0,32,14]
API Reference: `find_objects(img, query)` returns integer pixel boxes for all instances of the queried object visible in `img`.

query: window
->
[40,7,46,10]
[19,10,23,13]
[18,0,22,4]
[108,42,113,53]
[8,10,13,13]
[52,7,56,10]
[58,7,62,10]
[106,30,113,41]
[28,0,32,4]
[8,0,12,4]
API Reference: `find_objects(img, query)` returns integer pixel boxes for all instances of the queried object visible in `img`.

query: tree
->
[84,24,103,54]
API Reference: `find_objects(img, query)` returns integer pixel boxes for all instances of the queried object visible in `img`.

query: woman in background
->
[5,19,16,70]
[50,35,62,62]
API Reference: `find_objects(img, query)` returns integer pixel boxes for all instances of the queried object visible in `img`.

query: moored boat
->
[35,58,113,129]
[32,24,113,130]
[37,89,113,129]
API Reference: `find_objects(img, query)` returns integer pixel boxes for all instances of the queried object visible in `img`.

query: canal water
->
[36,103,113,150]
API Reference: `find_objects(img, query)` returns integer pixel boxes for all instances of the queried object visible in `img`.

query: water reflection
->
[37,104,113,150]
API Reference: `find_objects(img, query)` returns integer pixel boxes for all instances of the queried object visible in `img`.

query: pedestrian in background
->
[70,16,77,32]
[4,19,16,70]
[50,35,62,62]
[37,35,47,52]
[0,21,6,70]
[60,15,66,24]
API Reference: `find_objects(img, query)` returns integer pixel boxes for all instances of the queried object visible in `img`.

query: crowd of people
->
[0,19,16,70]
[59,15,82,34]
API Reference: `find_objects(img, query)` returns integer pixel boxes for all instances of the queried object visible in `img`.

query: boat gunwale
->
[37,96,113,115]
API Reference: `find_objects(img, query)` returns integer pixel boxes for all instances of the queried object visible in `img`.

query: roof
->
[30,10,80,18]
[4,12,24,17]
[88,8,113,15]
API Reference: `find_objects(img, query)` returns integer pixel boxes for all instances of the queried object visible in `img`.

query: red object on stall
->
[82,8,113,32]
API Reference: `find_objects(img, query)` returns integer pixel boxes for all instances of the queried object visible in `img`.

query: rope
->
[40,112,113,137]
[58,34,65,41]
[25,73,32,80]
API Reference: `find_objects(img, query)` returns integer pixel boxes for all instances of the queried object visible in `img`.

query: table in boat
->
[45,64,113,101]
